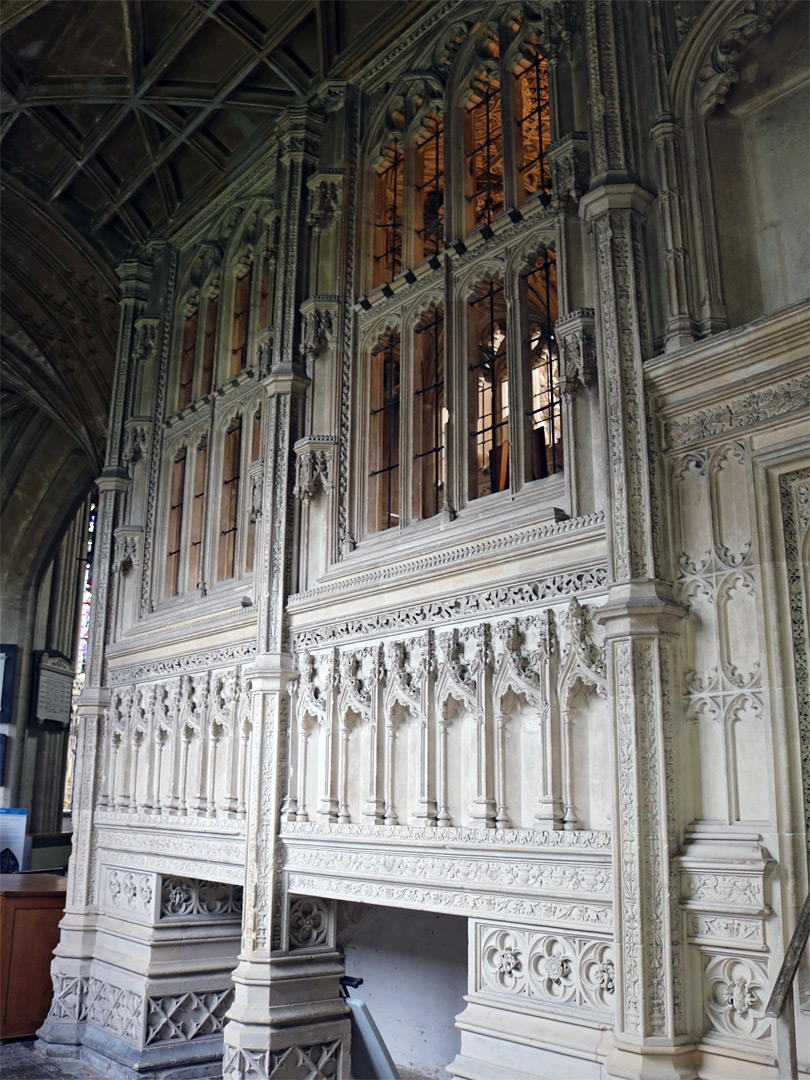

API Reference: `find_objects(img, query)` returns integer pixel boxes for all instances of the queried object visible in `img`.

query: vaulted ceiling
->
[0,0,429,586]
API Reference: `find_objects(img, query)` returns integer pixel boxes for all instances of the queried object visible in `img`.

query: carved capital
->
[116,256,152,303]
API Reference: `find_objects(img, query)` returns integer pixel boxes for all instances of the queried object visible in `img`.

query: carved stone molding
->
[282,820,611,850]
[110,642,257,684]
[696,0,786,115]
[292,565,607,647]
[663,373,810,449]
[287,871,611,929]
[160,876,243,919]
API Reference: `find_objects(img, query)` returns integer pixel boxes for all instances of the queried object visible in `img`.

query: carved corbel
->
[547,132,591,205]
[113,527,143,574]
[306,172,344,233]
[123,418,151,463]
[132,317,159,365]
[555,308,597,397]
[293,435,335,500]
[299,295,339,362]
[697,0,786,115]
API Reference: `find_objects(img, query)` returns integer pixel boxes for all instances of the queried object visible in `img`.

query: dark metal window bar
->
[524,251,561,478]
[166,449,187,596]
[178,311,197,409]
[231,268,252,373]
[414,306,445,518]
[515,50,551,195]
[466,75,504,228]
[369,331,401,529]
[469,278,508,491]
[374,147,404,281]
[415,116,444,258]
[220,417,242,578]
[201,295,218,396]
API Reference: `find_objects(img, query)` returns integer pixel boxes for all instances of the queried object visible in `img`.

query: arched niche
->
[705,1,809,328]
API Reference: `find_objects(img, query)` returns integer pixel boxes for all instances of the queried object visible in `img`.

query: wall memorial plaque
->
[34,652,74,726]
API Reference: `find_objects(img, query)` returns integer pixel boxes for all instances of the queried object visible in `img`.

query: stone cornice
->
[289,511,607,616]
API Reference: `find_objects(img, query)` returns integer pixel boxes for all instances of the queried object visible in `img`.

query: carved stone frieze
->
[292,512,605,610]
[292,565,607,648]
[282,820,611,849]
[288,871,611,929]
[103,866,156,917]
[283,843,610,897]
[223,1040,345,1080]
[146,988,233,1044]
[475,922,615,1015]
[86,978,144,1044]
[663,373,810,449]
[160,876,243,919]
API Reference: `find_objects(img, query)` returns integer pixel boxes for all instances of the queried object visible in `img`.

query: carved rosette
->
[476,922,614,1015]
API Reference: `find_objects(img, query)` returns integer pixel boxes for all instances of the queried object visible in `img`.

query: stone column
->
[222,105,350,1080]
[39,256,153,1055]
[580,3,692,1078]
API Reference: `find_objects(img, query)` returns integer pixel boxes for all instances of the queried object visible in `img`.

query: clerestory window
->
[230,266,252,376]
[359,17,562,540]
[368,329,401,531]
[165,448,187,597]
[219,415,243,579]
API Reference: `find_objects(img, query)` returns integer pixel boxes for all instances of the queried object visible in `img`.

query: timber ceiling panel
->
[0,0,431,519]
[0,0,430,259]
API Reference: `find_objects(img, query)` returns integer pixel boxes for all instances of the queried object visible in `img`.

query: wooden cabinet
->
[0,873,66,1039]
